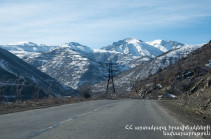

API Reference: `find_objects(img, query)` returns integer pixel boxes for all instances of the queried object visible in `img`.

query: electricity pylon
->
[106,62,116,94]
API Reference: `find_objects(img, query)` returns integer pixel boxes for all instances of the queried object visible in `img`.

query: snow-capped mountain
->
[92,43,203,95]
[101,38,163,58]
[25,42,104,89]
[25,42,149,89]
[146,40,184,52]
[0,42,57,58]
[61,42,94,53]
[0,39,202,91]
[0,47,76,101]
[93,49,149,69]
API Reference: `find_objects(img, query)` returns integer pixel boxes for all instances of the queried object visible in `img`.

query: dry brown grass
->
[175,88,211,116]
[0,96,92,115]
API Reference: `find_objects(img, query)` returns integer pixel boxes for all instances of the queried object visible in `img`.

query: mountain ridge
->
[101,38,163,58]
[91,43,203,95]
[0,39,203,90]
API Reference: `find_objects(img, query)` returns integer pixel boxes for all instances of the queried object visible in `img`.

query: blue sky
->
[0,0,211,48]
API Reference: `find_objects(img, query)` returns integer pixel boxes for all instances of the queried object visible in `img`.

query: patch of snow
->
[158,95,163,100]
[0,60,18,76]
[167,93,177,98]
[205,60,211,67]
[93,49,120,54]
[157,84,162,89]
[125,38,140,44]
[146,40,185,52]
[60,42,93,53]
[101,38,163,58]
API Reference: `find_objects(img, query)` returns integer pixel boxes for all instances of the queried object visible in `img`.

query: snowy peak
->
[0,42,58,58]
[101,38,163,58]
[8,41,38,47]
[60,42,93,53]
[26,44,97,89]
[1,41,56,52]
[124,38,143,44]
[146,40,185,52]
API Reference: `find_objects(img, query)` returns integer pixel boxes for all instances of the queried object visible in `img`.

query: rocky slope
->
[25,43,105,89]
[91,43,203,95]
[130,41,211,116]
[24,40,153,89]
[131,40,211,99]
[0,48,76,102]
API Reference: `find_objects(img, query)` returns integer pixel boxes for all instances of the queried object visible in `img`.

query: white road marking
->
[26,103,116,139]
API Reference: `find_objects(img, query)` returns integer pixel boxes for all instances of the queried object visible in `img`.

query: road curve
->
[0,100,201,139]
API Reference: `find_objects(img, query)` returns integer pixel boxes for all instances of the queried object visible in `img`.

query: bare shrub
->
[78,85,92,99]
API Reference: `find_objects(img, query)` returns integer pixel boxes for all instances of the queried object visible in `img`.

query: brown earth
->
[159,100,211,139]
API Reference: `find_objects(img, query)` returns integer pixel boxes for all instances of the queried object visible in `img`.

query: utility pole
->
[106,62,116,95]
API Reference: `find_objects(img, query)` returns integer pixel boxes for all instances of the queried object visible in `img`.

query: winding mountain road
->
[0,100,201,139]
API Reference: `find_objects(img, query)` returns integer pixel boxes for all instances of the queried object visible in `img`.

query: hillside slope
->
[131,41,211,115]
[26,42,148,89]
[0,48,76,101]
[91,43,202,95]
[25,43,107,89]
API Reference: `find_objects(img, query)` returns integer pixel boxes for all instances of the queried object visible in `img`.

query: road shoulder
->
[158,100,211,139]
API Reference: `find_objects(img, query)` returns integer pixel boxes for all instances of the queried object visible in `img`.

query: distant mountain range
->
[0,38,203,91]
[0,42,57,59]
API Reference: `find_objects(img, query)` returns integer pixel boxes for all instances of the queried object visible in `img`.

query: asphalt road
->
[0,100,202,139]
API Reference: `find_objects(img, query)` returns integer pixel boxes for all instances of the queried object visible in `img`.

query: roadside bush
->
[78,85,92,99]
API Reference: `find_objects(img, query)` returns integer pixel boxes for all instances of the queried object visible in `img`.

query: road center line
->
[26,103,116,139]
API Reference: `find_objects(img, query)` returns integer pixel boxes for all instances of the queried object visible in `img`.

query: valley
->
[0,38,210,139]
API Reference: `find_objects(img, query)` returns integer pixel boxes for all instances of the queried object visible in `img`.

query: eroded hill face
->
[0,48,76,102]
[130,41,211,101]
